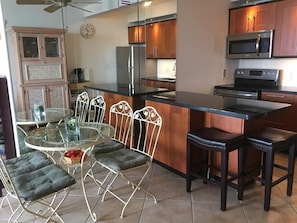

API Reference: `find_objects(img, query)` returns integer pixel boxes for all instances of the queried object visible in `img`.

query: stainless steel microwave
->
[226,30,273,59]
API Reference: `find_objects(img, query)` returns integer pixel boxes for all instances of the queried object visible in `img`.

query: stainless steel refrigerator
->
[116,46,157,85]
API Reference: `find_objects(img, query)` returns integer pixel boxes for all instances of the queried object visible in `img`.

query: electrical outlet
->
[223,69,227,79]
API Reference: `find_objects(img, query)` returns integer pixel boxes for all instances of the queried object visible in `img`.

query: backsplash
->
[157,59,176,79]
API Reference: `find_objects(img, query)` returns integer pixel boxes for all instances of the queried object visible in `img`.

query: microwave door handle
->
[256,35,261,56]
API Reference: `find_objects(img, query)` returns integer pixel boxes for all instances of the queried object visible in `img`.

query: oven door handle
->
[256,34,261,56]
[214,89,258,99]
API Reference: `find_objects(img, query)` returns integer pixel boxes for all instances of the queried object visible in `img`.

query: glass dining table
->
[24,121,115,221]
[16,107,73,128]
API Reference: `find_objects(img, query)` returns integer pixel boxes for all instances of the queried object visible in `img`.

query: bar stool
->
[186,127,245,211]
[241,127,297,211]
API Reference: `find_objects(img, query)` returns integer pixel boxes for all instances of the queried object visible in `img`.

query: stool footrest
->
[272,175,291,187]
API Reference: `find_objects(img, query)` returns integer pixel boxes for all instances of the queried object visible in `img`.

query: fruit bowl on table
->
[63,149,89,164]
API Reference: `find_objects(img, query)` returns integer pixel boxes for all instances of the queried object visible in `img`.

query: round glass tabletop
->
[25,122,115,152]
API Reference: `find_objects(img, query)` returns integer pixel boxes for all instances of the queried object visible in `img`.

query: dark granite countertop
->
[144,91,291,120]
[84,83,169,96]
[142,77,176,83]
[259,86,297,95]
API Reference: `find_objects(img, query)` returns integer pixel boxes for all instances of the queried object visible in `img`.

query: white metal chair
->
[74,91,89,123]
[84,100,133,182]
[0,155,75,223]
[87,95,106,125]
[92,106,162,218]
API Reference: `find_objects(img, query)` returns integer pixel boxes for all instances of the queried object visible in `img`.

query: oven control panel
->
[234,69,279,81]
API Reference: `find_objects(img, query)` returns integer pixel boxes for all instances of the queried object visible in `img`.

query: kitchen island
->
[143,91,291,178]
[85,83,168,121]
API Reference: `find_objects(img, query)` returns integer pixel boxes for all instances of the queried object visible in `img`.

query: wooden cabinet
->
[141,79,176,91]
[229,3,276,34]
[103,92,144,123]
[145,100,190,174]
[9,27,69,111]
[146,19,176,59]
[128,25,145,44]
[261,91,297,131]
[273,0,297,57]
[23,83,69,110]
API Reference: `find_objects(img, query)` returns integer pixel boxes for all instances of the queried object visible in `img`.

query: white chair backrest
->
[88,95,106,125]
[131,106,162,159]
[0,156,15,198]
[74,91,89,123]
[109,100,133,146]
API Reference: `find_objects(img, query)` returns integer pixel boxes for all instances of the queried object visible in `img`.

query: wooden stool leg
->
[237,146,244,200]
[264,149,274,211]
[287,144,296,196]
[202,150,208,184]
[221,151,228,211]
[186,139,192,192]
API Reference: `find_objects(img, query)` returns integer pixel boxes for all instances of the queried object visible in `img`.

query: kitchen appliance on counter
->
[227,30,273,59]
[214,68,280,99]
[116,46,157,86]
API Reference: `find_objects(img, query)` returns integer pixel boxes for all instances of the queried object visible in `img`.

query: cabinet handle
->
[256,34,260,56]
[246,16,249,32]
[253,16,255,31]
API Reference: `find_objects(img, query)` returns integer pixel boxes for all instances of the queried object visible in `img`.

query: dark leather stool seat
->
[242,127,297,211]
[186,127,245,211]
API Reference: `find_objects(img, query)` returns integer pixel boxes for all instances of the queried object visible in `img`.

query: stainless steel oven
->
[214,68,280,99]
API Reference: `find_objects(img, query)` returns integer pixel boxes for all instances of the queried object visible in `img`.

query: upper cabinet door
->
[229,3,276,34]
[146,19,176,59]
[273,0,297,57]
[19,33,63,61]
[128,25,145,44]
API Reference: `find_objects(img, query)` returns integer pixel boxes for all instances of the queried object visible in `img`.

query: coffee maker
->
[73,68,84,82]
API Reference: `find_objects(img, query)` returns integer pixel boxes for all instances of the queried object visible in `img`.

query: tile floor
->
[1,152,297,223]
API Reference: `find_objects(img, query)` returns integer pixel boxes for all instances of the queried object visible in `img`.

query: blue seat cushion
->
[5,151,52,177]
[93,139,126,154]
[95,148,150,171]
[12,164,76,201]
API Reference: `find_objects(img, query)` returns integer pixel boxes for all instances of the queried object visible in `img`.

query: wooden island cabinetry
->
[145,100,202,174]
[9,26,69,111]
[229,2,276,34]
[261,91,297,132]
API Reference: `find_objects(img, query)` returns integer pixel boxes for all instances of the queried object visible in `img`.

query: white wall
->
[0,1,19,154]
[176,0,233,94]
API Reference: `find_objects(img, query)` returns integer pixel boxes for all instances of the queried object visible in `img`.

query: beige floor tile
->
[140,199,192,223]
[192,202,247,223]
[1,153,297,222]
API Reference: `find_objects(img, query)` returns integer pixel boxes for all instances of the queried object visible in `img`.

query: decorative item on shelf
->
[33,104,45,121]
[64,117,80,143]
